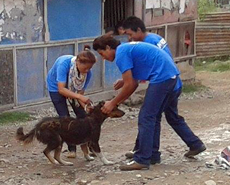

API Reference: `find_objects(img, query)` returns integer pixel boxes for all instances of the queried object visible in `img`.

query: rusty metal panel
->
[196,13,230,58]
[201,12,230,23]
[47,45,74,71]
[0,50,14,106]
[78,42,103,93]
[16,48,45,104]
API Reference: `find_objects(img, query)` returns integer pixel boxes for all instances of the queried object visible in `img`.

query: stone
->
[205,180,216,185]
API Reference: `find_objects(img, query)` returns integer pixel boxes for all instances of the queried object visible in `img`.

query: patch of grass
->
[0,112,33,125]
[209,62,230,72]
[182,83,206,94]
[195,57,230,72]
[198,0,218,21]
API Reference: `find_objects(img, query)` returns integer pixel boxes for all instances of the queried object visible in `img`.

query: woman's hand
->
[78,94,92,105]
[113,79,124,90]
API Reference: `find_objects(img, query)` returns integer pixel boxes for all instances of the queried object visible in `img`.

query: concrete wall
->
[145,0,198,26]
[0,0,44,44]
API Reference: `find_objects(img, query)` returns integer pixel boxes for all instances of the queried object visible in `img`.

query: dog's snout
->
[108,107,125,118]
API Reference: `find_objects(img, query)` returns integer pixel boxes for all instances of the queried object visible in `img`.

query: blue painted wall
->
[78,42,103,92]
[48,0,102,41]
[17,48,45,104]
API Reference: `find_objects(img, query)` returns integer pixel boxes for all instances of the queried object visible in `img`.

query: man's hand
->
[101,101,116,114]
[113,79,124,90]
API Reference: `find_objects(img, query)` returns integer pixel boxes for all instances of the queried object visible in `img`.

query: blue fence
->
[0,35,128,108]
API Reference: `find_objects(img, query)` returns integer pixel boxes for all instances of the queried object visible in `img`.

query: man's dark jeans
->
[133,78,203,165]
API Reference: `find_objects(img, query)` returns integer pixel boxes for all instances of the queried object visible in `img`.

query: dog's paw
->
[53,160,59,165]
[62,161,74,166]
[85,155,94,161]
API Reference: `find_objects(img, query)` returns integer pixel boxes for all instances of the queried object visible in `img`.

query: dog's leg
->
[90,142,114,165]
[43,147,59,165]
[94,152,114,165]
[80,143,94,161]
[54,145,73,166]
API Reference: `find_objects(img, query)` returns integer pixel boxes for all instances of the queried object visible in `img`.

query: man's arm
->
[112,70,138,105]
[102,70,138,114]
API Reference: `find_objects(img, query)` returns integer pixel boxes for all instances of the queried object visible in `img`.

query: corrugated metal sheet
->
[196,12,230,58]
[201,12,230,23]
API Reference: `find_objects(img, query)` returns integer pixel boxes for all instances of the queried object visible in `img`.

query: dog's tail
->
[16,127,36,145]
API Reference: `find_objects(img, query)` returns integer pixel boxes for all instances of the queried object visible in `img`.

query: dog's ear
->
[108,107,125,118]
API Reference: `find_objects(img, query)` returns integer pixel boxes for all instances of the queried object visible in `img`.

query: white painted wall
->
[146,0,192,14]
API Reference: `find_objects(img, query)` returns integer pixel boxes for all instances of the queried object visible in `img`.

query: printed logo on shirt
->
[157,38,167,49]
[129,41,140,45]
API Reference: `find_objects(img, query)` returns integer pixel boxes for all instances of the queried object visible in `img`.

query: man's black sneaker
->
[150,158,161,165]
[184,144,206,158]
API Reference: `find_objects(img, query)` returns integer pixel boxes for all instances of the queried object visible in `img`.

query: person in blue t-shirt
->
[47,45,96,158]
[93,35,206,171]
[122,16,182,90]
[122,16,186,161]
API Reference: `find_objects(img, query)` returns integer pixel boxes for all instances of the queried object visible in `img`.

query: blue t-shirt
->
[47,55,91,92]
[115,42,180,84]
[144,33,182,90]
[144,33,173,58]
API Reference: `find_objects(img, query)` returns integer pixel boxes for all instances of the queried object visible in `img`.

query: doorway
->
[104,0,134,35]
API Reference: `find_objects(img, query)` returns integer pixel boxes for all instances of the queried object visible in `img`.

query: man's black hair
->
[93,35,120,51]
[123,16,146,32]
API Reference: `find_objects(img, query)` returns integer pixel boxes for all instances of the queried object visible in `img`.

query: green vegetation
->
[182,83,206,94]
[0,112,33,125]
[195,57,230,72]
[198,0,218,20]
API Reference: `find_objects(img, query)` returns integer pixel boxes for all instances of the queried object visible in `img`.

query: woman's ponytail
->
[77,45,96,64]
[84,45,91,51]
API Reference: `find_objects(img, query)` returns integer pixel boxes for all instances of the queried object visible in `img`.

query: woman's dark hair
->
[122,16,146,32]
[105,27,115,34]
[93,35,120,51]
[77,45,96,64]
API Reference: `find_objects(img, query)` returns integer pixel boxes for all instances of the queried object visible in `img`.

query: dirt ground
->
[1,70,230,185]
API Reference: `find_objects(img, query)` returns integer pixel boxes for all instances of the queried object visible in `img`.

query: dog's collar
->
[68,120,75,131]
[84,102,94,113]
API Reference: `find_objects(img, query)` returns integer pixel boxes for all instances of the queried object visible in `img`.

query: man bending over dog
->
[93,35,206,171]
[122,16,186,162]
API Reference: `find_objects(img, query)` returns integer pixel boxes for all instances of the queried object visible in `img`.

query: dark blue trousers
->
[133,78,203,165]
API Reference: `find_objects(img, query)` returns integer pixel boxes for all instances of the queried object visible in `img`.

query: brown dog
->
[16,101,125,166]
